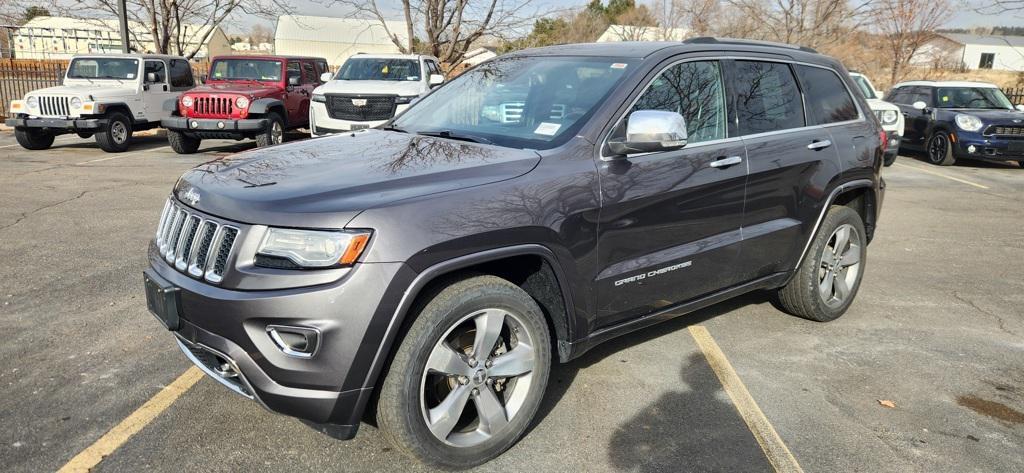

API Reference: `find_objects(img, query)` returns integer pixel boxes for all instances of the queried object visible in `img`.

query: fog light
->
[267,325,320,359]
[967,145,977,154]
[190,120,199,128]
[217,121,225,129]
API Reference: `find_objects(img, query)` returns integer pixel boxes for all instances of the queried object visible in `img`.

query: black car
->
[886,81,1024,166]
[143,38,885,468]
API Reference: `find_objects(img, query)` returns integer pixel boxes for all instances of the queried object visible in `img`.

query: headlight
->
[181,96,194,107]
[954,114,983,132]
[256,228,371,268]
[26,96,38,108]
[879,109,898,125]
[312,93,326,103]
[395,95,419,104]
[70,97,83,109]
[235,96,250,108]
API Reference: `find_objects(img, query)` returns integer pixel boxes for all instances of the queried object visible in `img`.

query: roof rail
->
[683,36,819,54]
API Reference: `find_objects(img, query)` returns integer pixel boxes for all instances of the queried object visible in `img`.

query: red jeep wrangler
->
[162,55,328,153]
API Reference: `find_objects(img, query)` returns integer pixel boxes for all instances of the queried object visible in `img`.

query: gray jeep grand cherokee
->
[144,38,885,468]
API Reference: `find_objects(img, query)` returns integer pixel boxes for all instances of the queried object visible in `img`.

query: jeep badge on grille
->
[181,188,201,206]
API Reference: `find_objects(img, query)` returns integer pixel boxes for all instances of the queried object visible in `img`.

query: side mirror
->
[146,72,157,83]
[199,74,207,84]
[429,73,445,87]
[607,110,688,157]
[912,101,928,111]
[288,76,300,86]
[1016,104,1024,112]
[320,72,333,83]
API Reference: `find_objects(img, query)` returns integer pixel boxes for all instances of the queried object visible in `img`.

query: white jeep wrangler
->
[6,54,193,152]
[309,53,445,135]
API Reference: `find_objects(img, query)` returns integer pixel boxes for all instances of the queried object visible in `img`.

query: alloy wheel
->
[271,121,283,144]
[818,223,862,309]
[420,308,536,448]
[928,134,948,164]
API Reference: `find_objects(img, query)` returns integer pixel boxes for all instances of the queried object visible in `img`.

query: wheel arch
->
[787,179,876,284]
[99,102,134,122]
[249,98,286,124]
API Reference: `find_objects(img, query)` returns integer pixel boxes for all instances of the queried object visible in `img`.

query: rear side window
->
[884,87,906,104]
[795,65,858,124]
[909,87,933,106]
[168,59,194,89]
[301,61,316,84]
[733,61,803,135]
[628,60,727,143]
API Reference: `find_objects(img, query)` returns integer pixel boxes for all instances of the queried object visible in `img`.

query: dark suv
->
[144,39,885,469]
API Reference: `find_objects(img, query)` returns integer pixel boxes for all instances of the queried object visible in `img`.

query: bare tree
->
[722,0,870,49]
[56,0,289,59]
[651,0,716,37]
[975,0,1024,14]
[870,0,952,84]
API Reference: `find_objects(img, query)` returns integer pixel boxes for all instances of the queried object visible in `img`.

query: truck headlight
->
[26,96,38,109]
[257,228,371,268]
[235,96,249,108]
[395,95,419,104]
[181,96,194,107]
[312,93,326,103]
[954,114,983,132]
[879,109,898,125]
[70,97,83,109]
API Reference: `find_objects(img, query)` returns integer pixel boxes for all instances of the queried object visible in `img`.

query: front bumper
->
[951,131,1024,161]
[309,101,408,135]
[162,116,268,135]
[6,116,106,131]
[146,244,415,435]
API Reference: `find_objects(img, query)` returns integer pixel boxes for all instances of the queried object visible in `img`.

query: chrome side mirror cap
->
[320,72,333,83]
[912,101,927,111]
[429,74,445,87]
[608,110,688,156]
[288,76,300,86]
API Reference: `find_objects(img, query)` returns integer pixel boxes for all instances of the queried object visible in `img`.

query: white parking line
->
[893,162,990,190]
[76,147,169,165]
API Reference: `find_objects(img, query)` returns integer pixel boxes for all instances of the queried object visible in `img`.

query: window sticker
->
[941,96,949,102]
[534,122,561,136]
[611,63,628,69]
[126,73,135,79]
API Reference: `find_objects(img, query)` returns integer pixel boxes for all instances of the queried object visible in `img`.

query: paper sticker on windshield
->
[941,96,949,102]
[534,122,561,136]
[126,73,135,79]
[611,63,628,69]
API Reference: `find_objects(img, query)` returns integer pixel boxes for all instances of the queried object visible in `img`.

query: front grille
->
[985,125,1024,137]
[155,198,239,284]
[193,96,235,117]
[36,96,71,117]
[498,102,566,123]
[326,94,396,121]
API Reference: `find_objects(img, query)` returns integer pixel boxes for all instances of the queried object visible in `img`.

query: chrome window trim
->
[599,55,868,160]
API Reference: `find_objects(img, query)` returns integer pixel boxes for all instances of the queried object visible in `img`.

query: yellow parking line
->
[689,326,804,473]
[893,162,990,189]
[57,367,203,473]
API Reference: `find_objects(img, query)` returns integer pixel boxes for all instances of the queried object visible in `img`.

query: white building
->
[274,15,407,66]
[231,42,252,51]
[596,25,688,42]
[914,33,1024,72]
[11,16,230,59]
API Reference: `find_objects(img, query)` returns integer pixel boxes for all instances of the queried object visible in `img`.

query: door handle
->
[807,140,832,150]
[709,156,743,168]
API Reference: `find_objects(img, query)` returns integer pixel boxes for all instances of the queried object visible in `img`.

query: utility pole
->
[117,0,130,53]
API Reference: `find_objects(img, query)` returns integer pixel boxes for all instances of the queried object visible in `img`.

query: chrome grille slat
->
[36,96,70,117]
[154,197,239,284]
[175,215,202,270]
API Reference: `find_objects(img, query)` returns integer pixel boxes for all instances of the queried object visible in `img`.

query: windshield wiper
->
[417,130,492,144]
[381,125,408,133]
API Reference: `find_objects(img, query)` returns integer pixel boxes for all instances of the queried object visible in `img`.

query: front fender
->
[249,98,284,115]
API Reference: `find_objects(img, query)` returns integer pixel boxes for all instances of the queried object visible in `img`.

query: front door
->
[595,59,747,328]
[898,86,933,147]
[142,60,175,122]
[284,60,305,124]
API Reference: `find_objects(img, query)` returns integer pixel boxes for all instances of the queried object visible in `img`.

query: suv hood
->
[316,80,425,97]
[28,83,137,99]
[174,129,541,228]
[188,82,282,97]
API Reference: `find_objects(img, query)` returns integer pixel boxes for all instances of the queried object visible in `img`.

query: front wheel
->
[95,112,133,152]
[377,275,551,469]
[926,132,956,166]
[254,112,284,147]
[776,205,867,322]
[883,153,896,167]
[14,127,55,150]
[167,129,201,154]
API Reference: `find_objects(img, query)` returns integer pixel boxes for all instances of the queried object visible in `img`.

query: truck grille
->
[192,97,236,117]
[326,94,396,121]
[155,198,239,284]
[985,125,1024,137]
[36,96,71,117]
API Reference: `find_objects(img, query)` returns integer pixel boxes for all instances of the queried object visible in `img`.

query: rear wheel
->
[167,129,201,154]
[926,132,956,166]
[883,153,896,167]
[255,112,284,147]
[95,112,133,152]
[14,127,55,150]
[377,275,551,469]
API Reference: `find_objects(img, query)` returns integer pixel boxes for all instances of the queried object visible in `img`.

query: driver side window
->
[624,60,727,144]
[144,60,166,83]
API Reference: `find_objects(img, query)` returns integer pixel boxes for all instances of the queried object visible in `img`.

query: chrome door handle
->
[807,140,832,150]
[709,156,743,168]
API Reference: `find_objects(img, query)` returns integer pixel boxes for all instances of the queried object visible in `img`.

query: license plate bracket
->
[144,270,181,330]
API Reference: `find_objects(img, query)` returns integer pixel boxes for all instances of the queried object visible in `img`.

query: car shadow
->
[49,134,170,151]
[900,150,1021,169]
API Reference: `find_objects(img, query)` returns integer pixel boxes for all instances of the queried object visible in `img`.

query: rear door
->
[595,59,748,328]
[728,59,841,282]
[793,64,876,169]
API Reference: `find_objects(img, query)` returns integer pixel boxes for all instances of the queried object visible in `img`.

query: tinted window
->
[301,61,316,84]
[627,60,727,143]
[850,75,877,99]
[734,61,803,134]
[884,87,907,104]
[168,59,194,89]
[908,87,932,106]
[144,60,166,83]
[796,65,858,124]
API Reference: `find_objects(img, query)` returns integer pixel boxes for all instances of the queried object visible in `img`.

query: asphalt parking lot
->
[1,131,1022,473]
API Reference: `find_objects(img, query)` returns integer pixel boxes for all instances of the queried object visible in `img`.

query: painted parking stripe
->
[57,367,203,473]
[689,326,805,473]
[893,162,990,189]
[76,147,170,165]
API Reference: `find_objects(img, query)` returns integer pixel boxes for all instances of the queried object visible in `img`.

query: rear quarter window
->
[795,65,858,124]
[733,61,804,135]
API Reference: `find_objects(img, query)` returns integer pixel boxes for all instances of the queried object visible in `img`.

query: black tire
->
[167,129,201,154]
[377,275,551,469]
[14,127,55,150]
[77,132,93,139]
[776,205,867,322]
[95,111,133,152]
[883,153,896,167]
[926,132,956,166]
[254,112,284,148]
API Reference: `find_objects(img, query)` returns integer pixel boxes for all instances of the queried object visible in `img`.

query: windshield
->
[209,59,282,82]
[851,75,877,99]
[392,56,633,150]
[67,58,139,80]
[936,87,1013,109]
[337,58,421,81]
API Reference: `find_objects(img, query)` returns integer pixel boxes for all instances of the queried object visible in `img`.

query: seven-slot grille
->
[192,96,236,117]
[35,96,71,117]
[985,125,1024,137]
[155,198,239,284]
[326,94,396,121]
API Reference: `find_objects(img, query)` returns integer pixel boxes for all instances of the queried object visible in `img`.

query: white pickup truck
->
[6,53,193,152]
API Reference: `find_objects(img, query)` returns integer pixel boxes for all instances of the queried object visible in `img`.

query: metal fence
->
[1004,87,1024,105]
[0,62,66,119]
